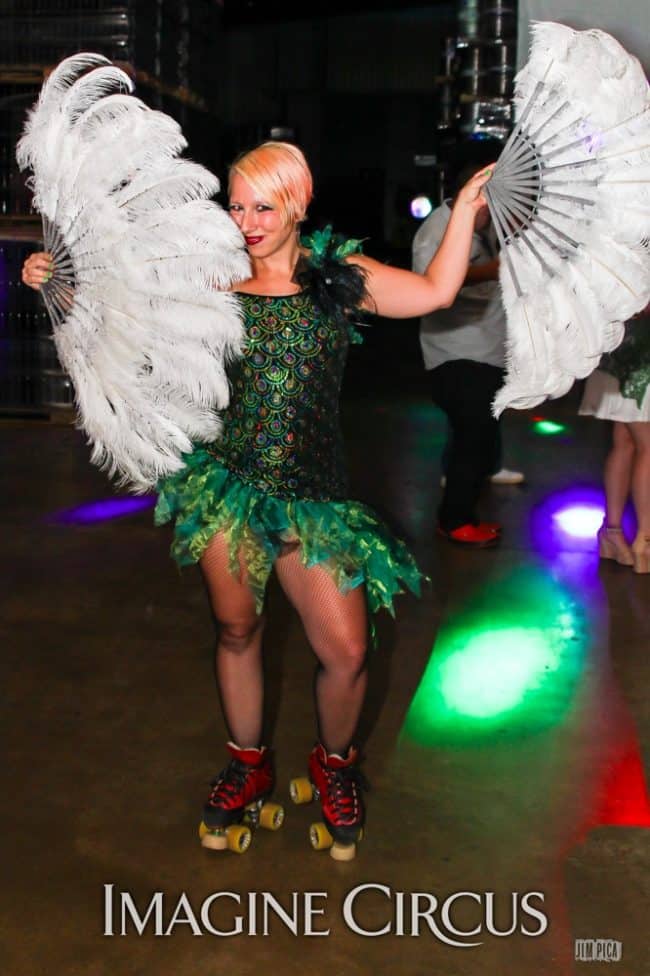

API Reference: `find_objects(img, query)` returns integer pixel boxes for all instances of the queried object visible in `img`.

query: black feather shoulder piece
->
[294,225,368,326]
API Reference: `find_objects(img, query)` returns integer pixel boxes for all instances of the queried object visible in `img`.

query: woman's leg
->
[628,421,650,541]
[603,421,635,528]
[274,547,368,754]
[200,532,265,747]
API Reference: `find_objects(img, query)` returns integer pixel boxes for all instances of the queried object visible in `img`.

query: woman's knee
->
[613,422,635,450]
[319,630,368,674]
[217,615,264,653]
[628,422,650,454]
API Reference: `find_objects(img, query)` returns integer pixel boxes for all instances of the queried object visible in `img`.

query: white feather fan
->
[17,53,250,490]
[485,23,650,416]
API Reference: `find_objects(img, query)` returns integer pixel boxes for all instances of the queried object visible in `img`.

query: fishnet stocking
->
[274,546,368,754]
[200,532,265,748]
[199,534,368,755]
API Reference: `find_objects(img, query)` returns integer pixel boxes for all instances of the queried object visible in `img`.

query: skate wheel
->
[226,824,252,854]
[309,821,333,851]
[259,802,285,831]
[330,840,357,862]
[199,821,228,851]
[290,777,314,804]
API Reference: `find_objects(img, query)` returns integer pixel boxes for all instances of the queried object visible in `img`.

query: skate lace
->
[326,766,368,819]
[208,759,250,803]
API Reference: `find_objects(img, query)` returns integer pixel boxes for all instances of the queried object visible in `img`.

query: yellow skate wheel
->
[290,777,314,804]
[259,802,285,831]
[199,821,228,851]
[330,840,356,862]
[226,824,252,853]
[309,822,333,851]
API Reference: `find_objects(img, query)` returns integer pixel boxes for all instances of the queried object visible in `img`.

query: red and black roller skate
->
[290,743,367,861]
[199,742,284,854]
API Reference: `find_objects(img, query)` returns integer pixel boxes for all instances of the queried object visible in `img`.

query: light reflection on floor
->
[529,483,637,556]
[402,566,586,745]
[48,494,156,524]
[394,512,649,970]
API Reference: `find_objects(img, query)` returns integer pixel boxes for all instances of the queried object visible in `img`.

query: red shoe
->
[437,522,500,547]
[308,743,366,846]
[203,742,274,829]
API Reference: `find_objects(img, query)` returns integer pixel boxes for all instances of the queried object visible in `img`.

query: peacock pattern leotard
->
[154,229,422,618]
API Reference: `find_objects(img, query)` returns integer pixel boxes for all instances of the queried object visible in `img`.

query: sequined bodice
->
[209,291,351,499]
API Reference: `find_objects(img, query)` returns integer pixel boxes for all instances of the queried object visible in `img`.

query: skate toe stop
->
[199,821,229,850]
[330,841,356,862]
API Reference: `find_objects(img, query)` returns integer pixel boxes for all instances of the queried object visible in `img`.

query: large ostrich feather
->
[17,53,250,490]
[484,22,650,416]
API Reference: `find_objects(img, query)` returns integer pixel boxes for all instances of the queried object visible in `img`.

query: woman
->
[580,311,650,574]
[23,142,492,859]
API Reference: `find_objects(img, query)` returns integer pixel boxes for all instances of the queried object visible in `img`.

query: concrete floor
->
[3,382,650,976]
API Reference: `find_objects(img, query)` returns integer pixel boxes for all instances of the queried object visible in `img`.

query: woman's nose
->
[240,211,258,234]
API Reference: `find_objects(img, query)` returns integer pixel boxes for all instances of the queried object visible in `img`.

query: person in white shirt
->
[412,164,524,547]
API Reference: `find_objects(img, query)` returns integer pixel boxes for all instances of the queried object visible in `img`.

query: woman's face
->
[228,173,297,260]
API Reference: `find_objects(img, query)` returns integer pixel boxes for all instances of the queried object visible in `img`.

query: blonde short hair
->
[229,141,313,225]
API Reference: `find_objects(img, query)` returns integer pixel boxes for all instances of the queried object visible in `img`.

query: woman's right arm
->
[22,252,53,290]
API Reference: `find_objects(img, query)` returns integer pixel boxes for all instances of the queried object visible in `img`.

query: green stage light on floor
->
[533,419,566,435]
[402,568,586,745]
[438,627,560,718]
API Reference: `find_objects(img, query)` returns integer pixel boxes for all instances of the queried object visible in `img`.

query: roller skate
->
[198,742,284,854]
[290,743,366,861]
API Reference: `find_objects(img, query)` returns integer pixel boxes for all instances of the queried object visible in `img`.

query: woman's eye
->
[256,205,272,212]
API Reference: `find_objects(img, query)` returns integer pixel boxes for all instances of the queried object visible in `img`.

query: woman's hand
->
[352,164,497,318]
[454,165,495,214]
[21,252,54,290]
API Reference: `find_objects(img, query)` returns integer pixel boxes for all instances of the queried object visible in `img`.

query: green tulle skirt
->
[154,449,422,618]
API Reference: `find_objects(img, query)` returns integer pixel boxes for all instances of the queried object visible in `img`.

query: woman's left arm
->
[350,167,493,319]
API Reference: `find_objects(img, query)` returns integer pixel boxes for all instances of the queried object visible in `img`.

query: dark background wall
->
[0,2,464,251]
[213,5,456,249]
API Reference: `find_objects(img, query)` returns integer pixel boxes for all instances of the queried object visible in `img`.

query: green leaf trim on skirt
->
[154,449,422,618]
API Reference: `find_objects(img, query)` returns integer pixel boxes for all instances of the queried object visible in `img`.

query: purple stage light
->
[52,495,156,525]
[530,484,636,558]
[552,504,603,539]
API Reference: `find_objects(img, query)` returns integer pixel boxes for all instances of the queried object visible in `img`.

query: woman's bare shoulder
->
[231,277,302,298]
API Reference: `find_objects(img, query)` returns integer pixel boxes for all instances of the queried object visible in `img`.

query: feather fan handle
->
[18,53,249,491]
[487,22,650,415]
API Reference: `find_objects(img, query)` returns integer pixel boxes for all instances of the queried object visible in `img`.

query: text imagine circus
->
[103,884,548,945]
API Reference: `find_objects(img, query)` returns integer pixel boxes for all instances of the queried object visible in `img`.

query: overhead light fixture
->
[410,195,433,219]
